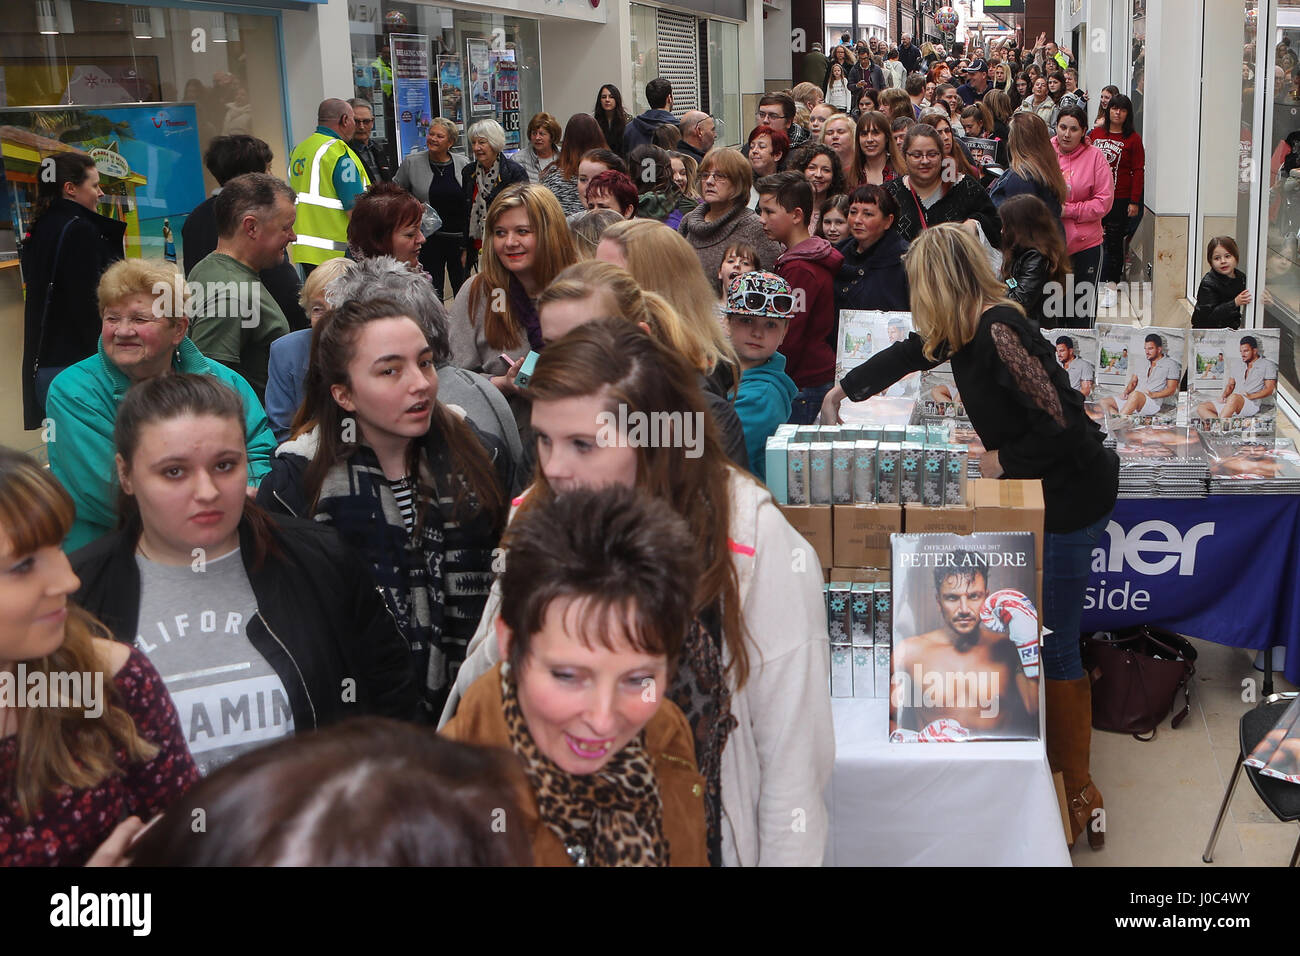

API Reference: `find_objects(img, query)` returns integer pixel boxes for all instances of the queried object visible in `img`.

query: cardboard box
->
[972,478,1045,572]
[833,503,902,568]
[903,503,976,535]
[779,504,834,569]
[829,566,889,582]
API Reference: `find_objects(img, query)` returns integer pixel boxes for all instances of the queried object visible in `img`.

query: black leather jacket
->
[71,515,419,728]
[1004,248,1053,329]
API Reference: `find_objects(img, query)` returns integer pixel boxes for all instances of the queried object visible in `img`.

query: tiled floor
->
[1072,640,1298,867]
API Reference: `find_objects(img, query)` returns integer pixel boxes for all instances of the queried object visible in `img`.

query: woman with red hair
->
[347,182,426,270]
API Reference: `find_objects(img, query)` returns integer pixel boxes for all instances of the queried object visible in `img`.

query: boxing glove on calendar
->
[980,589,1040,679]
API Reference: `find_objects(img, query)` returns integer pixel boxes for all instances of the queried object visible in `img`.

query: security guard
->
[288,98,370,273]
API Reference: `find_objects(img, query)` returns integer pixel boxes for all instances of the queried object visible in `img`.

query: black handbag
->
[1081,626,1198,741]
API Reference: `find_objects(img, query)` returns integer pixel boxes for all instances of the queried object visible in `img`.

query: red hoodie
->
[774,236,844,389]
[1086,128,1145,204]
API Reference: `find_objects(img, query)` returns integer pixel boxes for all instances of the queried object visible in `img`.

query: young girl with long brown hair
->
[258,298,511,718]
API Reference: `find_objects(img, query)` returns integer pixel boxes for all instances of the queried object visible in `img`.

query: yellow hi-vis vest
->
[288,132,371,266]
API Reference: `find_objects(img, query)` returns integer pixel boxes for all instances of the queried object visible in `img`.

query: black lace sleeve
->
[990,322,1067,430]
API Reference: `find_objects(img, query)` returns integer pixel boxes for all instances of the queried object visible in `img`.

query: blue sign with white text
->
[1082,495,1300,685]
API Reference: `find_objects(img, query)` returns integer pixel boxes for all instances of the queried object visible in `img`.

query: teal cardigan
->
[46,337,276,553]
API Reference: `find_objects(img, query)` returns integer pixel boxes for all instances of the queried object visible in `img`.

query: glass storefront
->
[1130,0,1146,135]
[0,1,289,451]
[629,3,659,119]
[629,3,741,148]
[348,2,542,165]
[707,19,740,150]
[0,1,288,257]
[1257,0,1300,409]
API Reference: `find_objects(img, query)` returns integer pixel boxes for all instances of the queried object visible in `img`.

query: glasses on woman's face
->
[906,150,942,162]
[701,171,731,184]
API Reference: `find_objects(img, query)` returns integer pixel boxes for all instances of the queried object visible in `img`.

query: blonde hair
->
[697,147,753,210]
[818,113,859,185]
[568,208,623,259]
[468,182,578,350]
[905,224,1024,361]
[97,258,184,322]
[298,255,355,310]
[794,104,811,128]
[429,116,459,142]
[791,81,822,109]
[538,260,669,339]
[601,218,740,381]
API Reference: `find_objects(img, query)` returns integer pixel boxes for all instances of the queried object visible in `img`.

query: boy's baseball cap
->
[726,271,795,319]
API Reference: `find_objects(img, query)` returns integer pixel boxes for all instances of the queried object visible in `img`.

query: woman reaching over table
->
[822,225,1118,852]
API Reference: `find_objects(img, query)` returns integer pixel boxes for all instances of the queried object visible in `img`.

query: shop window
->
[1130,0,1146,136]
[0,2,287,258]
[629,3,660,118]
[707,19,740,149]
[1257,1,1300,407]
[350,2,541,165]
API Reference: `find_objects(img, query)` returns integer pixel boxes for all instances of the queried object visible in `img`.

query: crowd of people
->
[7,31,1244,866]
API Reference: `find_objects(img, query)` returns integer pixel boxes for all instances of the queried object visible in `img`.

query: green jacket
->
[46,337,276,554]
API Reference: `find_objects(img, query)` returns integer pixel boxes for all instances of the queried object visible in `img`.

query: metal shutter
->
[657,9,699,116]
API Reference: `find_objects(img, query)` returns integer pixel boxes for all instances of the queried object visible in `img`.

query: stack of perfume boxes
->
[765,423,968,509]
[826,580,893,699]
[768,423,971,572]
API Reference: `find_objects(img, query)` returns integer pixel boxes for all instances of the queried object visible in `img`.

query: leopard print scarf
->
[500,664,670,867]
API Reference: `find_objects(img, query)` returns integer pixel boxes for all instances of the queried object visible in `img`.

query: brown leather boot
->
[1045,677,1104,850]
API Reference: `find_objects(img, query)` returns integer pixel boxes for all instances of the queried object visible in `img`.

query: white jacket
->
[439,469,834,866]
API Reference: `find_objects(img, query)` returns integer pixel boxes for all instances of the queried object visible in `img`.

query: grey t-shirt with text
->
[134,547,294,775]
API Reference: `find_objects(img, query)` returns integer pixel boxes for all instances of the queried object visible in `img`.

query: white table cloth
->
[825,697,1072,866]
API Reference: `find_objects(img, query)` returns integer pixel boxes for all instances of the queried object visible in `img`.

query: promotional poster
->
[889,532,1040,742]
[1094,323,1186,425]
[467,39,494,114]
[1042,327,1100,400]
[390,34,432,162]
[0,103,205,258]
[1188,327,1281,436]
[436,56,465,129]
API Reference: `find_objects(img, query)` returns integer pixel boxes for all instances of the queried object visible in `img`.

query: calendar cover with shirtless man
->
[889,533,1040,742]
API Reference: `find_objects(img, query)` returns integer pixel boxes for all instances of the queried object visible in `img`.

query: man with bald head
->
[677,110,716,162]
[287,97,371,273]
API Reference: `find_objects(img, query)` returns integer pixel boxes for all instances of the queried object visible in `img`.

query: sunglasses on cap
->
[737,289,795,315]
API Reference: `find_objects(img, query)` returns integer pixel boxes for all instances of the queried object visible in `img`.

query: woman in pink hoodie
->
[1052,104,1113,327]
